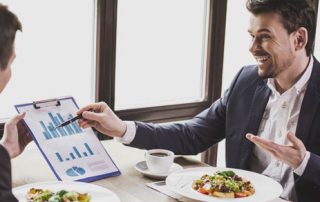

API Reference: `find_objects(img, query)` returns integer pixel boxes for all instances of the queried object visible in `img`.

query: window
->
[314,1,320,56]
[96,0,227,164]
[97,0,226,124]
[222,1,256,93]
[0,0,96,121]
[115,0,208,110]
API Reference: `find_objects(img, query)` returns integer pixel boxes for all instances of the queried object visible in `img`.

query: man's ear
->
[294,27,308,51]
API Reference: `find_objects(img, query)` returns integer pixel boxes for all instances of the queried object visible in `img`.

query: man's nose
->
[249,38,260,53]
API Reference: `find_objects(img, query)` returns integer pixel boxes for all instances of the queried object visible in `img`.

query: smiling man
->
[244,0,316,201]
[76,1,319,201]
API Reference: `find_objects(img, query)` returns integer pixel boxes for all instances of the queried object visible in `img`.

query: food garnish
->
[192,170,255,198]
[26,188,91,202]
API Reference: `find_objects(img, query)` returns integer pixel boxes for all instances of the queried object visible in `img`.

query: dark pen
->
[55,109,93,129]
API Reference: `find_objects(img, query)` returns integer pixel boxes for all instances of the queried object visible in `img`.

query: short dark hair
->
[0,3,22,70]
[246,0,316,56]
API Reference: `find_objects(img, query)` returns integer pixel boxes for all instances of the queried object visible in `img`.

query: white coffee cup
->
[145,149,174,174]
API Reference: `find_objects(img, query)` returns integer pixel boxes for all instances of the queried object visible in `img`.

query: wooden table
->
[11,140,288,202]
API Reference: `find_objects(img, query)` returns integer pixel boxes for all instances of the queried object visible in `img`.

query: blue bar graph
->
[40,121,52,139]
[55,153,63,162]
[55,143,94,162]
[70,153,76,159]
[84,143,94,155]
[73,146,81,158]
[40,112,83,140]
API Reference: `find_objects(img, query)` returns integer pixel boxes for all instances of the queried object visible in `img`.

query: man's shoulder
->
[234,65,264,86]
[239,64,258,77]
[223,64,266,101]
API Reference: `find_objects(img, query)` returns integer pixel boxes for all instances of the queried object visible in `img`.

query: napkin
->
[146,181,199,202]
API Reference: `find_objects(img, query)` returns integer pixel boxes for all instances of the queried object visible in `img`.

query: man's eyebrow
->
[248,28,271,34]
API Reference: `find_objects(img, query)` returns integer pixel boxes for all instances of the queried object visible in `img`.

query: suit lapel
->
[245,82,271,134]
[240,81,271,168]
[296,58,320,144]
[239,57,320,168]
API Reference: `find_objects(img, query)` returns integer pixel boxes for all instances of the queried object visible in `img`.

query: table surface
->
[11,140,287,202]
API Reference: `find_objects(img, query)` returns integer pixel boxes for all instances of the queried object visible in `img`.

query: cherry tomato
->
[198,188,209,195]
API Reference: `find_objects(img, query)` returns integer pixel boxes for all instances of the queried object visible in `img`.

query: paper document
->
[15,97,120,182]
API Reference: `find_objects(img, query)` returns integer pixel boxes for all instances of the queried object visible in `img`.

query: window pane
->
[0,0,96,119]
[313,3,320,56]
[222,1,255,93]
[219,1,256,167]
[115,0,209,110]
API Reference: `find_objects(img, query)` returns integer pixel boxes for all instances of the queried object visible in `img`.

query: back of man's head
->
[246,0,316,57]
[0,3,21,70]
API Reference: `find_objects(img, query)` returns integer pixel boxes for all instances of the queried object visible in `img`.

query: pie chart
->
[65,166,86,176]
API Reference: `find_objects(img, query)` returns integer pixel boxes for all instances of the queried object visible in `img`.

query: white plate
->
[166,167,283,202]
[135,161,183,180]
[13,181,120,202]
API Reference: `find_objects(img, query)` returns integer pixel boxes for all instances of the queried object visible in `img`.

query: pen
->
[55,109,93,129]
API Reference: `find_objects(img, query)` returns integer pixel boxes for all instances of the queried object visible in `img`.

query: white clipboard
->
[15,97,120,182]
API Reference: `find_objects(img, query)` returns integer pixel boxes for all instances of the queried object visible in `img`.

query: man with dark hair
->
[0,4,21,70]
[77,0,320,201]
[0,3,31,202]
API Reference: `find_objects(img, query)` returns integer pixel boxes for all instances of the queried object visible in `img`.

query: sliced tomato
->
[198,188,209,195]
[235,192,247,198]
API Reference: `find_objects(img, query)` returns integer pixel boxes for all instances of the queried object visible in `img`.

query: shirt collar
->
[267,56,313,95]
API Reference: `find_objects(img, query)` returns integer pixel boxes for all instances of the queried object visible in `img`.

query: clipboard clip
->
[33,98,61,109]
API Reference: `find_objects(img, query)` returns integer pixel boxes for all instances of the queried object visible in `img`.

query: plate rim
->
[165,167,283,202]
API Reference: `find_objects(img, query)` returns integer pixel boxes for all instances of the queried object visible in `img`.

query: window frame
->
[96,0,227,123]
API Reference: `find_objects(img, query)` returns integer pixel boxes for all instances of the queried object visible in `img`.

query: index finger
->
[247,134,279,153]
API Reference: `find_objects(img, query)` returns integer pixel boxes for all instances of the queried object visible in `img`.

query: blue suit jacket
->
[128,57,320,202]
[0,145,18,202]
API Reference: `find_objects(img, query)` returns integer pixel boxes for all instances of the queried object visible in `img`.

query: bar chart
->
[40,112,83,140]
[16,97,120,181]
[55,143,94,162]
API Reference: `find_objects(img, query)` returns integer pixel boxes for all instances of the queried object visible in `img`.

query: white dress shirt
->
[115,121,136,144]
[118,58,313,202]
[250,57,313,202]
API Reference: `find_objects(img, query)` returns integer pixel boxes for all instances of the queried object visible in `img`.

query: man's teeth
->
[256,56,269,63]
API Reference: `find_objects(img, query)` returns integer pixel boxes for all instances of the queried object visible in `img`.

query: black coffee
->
[150,152,169,157]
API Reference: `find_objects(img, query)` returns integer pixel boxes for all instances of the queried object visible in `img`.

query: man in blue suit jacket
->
[78,0,319,201]
[0,3,31,202]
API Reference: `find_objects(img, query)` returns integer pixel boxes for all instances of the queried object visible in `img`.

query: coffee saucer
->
[135,161,183,180]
